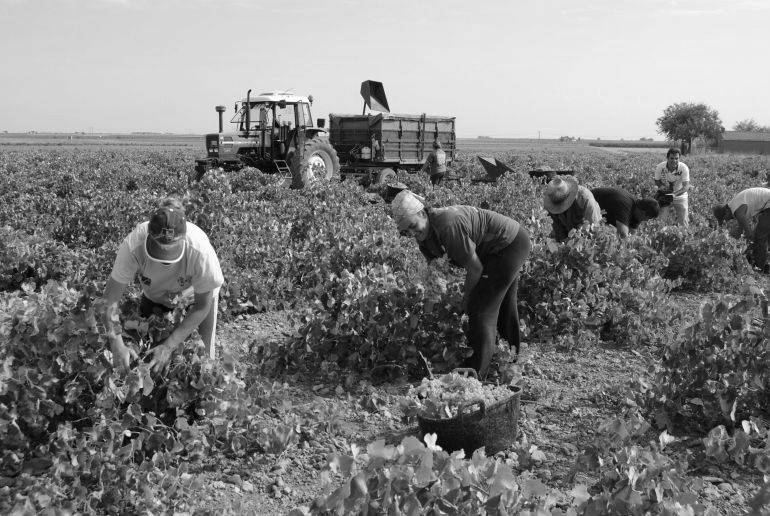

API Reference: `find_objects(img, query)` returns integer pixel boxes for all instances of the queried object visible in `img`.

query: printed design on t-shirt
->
[177,275,193,288]
[140,275,151,286]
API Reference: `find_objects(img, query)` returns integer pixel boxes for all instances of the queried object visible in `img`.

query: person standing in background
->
[654,148,690,226]
[420,140,447,187]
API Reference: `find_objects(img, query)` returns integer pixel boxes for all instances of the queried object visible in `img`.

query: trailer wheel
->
[290,137,341,189]
[375,168,397,185]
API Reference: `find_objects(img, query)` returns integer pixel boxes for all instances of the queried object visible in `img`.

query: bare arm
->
[581,190,602,225]
[672,181,690,197]
[615,221,630,238]
[101,277,126,335]
[461,252,484,311]
[147,291,214,372]
[733,204,753,239]
[654,166,665,188]
[100,277,136,372]
[420,153,434,173]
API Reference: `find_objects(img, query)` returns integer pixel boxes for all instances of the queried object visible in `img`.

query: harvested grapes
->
[408,371,513,419]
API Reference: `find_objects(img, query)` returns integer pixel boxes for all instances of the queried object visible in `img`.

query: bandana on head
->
[391,190,425,226]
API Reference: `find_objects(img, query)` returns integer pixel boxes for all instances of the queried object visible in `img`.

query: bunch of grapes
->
[409,371,513,419]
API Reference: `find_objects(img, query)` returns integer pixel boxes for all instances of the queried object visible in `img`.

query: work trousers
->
[752,209,770,269]
[465,228,532,379]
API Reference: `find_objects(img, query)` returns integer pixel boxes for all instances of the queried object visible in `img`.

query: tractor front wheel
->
[290,138,341,189]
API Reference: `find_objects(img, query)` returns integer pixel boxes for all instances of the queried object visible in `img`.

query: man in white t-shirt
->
[100,197,224,372]
[713,187,770,272]
[654,148,690,226]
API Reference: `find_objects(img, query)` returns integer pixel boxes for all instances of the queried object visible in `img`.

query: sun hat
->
[543,175,579,214]
[391,190,425,228]
[145,205,187,263]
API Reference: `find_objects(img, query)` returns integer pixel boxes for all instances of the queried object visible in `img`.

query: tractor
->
[195,81,456,187]
[194,90,339,188]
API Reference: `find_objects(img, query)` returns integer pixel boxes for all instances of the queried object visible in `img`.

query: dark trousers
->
[430,173,444,186]
[753,209,770,269]
[465,228,532,379]
[139,294,173,318]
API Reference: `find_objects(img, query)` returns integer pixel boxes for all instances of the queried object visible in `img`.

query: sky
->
[1,0,768,140]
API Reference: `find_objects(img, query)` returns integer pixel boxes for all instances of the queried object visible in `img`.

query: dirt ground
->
[185,300,766,516]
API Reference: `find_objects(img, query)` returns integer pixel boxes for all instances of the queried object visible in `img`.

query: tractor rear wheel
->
[290,137,341,189]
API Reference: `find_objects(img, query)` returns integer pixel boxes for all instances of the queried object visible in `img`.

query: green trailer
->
[329,112,456,184]
[328,81,456,184]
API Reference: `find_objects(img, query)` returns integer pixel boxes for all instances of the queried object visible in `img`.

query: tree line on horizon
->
[656,102,769,155]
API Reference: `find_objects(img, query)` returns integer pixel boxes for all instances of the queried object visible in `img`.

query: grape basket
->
[416,369,521,455]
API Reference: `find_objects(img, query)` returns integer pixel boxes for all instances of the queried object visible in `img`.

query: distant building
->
[719,131,770,155]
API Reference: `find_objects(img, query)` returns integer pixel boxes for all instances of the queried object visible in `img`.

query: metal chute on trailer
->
[360,80,390,114]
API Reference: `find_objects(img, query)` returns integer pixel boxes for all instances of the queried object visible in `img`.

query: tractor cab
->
[196,90,329,178]
[231,92,317,135]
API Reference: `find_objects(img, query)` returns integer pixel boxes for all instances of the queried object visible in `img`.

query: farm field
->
[0,132,669,156]
[2,145,770,515]
[0,133,201,149]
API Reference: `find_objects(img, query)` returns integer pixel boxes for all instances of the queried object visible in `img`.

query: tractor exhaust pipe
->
[245,89,251,138]
[215,105,226,133]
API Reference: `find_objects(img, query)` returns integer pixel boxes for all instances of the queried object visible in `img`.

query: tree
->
[733,119,770,132]
[656,102,724,155]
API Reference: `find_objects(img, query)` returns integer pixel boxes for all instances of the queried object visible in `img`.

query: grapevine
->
[1,146,770,514]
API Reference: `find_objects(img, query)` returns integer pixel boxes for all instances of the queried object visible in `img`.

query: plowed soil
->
[189,297,765,516]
